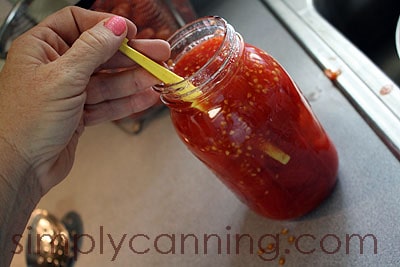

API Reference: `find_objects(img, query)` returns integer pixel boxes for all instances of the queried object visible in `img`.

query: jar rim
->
[153,16,232,97]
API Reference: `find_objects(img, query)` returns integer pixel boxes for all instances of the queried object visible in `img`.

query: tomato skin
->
[90,0,179,39]
[169,36,338,220]
[111,3,132,18]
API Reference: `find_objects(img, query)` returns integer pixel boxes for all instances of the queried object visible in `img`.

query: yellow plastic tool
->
[119,38,198,99]
[120,39,290,164]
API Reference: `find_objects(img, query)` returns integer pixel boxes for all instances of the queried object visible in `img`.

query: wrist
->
[0,135,41,266]
[0,133,36,191]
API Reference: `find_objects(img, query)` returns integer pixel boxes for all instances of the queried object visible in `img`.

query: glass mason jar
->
[155,16,339,220]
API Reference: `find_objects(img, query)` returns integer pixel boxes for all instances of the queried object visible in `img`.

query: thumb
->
[61,16,127,78]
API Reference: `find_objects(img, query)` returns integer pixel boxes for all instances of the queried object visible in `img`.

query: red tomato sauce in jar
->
[163,18,338,220]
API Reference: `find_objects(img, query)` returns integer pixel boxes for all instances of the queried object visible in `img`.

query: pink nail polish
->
[104,16,127,36]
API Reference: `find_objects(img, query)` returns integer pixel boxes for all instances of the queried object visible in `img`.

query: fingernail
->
[104,16,127,36]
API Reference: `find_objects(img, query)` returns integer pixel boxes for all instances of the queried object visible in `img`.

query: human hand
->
[0,6,170,196]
